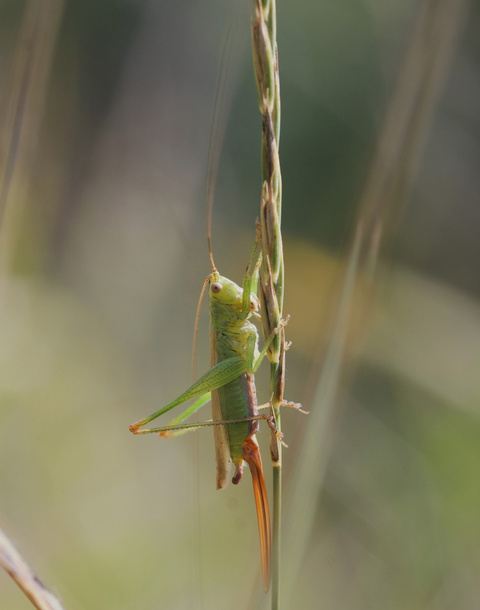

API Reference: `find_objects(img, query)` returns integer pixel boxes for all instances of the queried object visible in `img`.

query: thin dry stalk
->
[281,0,469,606]
[0,528,66,610]
[0,0,64,272]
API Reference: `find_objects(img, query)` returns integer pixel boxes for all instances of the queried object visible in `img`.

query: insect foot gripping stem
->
[260,403,288,448]
[265,413,288,448]
[280,400,309,415]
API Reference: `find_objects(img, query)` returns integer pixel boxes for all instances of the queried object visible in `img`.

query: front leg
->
[246,316,289,374]
[241,230,262,317]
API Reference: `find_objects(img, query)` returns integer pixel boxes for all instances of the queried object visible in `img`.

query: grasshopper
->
[129,224,300,590]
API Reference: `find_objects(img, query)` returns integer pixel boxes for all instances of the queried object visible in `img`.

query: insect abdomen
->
[217,372,258,464]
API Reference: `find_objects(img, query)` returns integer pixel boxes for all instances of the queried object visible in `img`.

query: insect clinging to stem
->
[129,20,303,591]
[129,212,299,590]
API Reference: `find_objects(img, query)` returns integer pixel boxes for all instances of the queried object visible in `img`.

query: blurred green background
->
[1,1,479,609]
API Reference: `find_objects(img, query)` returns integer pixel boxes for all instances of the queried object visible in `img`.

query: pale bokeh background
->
[1,1,479,609]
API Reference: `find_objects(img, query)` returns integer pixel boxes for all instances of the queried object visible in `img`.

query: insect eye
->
[211,282,222,294]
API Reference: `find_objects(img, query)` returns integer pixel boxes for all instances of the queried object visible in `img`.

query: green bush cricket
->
[129,223,296,590]
[129,15,303,589]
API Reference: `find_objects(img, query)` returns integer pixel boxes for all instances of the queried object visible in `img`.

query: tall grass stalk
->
[249,1,284,607]
[0,0,64,274]
[280,0,469,607]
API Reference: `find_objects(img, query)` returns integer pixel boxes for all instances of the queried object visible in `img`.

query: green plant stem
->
[249,1,284,607]
[271,463,282,608]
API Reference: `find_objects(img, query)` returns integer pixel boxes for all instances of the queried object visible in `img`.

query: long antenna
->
[192,275,211,381]
[195,5,245,379]
[205,9,244,272]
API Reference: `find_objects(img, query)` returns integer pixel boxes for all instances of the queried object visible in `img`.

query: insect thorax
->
[213,318,258,360]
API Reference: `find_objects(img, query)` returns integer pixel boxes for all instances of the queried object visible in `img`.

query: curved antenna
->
[195,6,244,378]
[192,274,211,381]
[205,12,244,272]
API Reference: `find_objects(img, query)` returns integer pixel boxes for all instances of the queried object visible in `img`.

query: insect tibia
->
[250,292,261,314]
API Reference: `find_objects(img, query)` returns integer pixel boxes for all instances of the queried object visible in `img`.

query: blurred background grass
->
[1,1,479,609]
